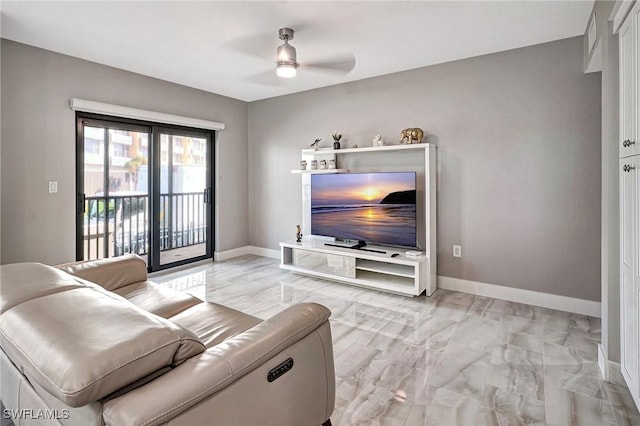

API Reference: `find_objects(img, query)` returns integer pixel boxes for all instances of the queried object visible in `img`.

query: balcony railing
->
[83,192,207,261]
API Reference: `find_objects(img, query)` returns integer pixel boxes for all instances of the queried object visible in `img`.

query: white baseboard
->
[438,276,601,317]
[247,246,280,259]
[597,344,626,386]
[213,250,602,318]
[214,245,280,261]
[598,344,607,379]
[214,246,252,261]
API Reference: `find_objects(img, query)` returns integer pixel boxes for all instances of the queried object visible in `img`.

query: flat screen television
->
[311,172,417,248]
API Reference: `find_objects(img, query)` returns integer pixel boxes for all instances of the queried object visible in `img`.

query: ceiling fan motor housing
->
[277,44,297,66]
[278,27,294,41]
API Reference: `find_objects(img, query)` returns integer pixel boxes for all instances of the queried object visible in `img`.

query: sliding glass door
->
[77,114,214,271]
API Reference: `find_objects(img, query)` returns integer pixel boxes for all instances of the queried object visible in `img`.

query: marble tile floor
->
[154,255,640,426]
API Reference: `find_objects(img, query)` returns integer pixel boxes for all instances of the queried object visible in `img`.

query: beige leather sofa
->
[0,255,335,426]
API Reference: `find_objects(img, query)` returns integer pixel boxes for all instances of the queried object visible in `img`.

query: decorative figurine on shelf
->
[319,160,327,170]
[328,159,336,169]
[296,225,302,243]
[300,160,307,170]
[399,128,424,144]
[310,138,322,150]
[372,134,384,147]
[310,159,318,170]
[331,132,342,150]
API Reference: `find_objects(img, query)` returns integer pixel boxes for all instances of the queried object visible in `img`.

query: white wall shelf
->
[302,144,428,156]
[290,169,347,174]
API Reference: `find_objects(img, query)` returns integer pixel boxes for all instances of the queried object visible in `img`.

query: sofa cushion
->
[0,287,205,407]
[57,254,147,291]
[170,302,261,348]
[0,263,87,314]
[113,281,201,319]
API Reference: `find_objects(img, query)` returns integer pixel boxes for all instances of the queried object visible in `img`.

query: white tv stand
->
[281,143,437,297]
[280,239,435,296]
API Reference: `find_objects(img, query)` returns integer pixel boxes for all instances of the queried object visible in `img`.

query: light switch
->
[48,181,58,193]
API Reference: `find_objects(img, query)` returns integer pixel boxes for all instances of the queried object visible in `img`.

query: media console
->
[280,239,435,296]
[282,143,437,297]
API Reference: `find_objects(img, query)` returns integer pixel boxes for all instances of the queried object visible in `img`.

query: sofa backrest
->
[57,254,148,291]
[0,261,206,408]
[0,262,86,314]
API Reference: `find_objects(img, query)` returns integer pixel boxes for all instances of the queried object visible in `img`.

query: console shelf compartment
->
[355,259,415,278]
[355,270,415,287]
[280,240,433,297]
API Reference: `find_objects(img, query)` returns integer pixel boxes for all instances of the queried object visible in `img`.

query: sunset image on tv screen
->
[311,172,416,247]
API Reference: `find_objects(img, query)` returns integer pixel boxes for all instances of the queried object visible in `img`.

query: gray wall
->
[1,36,603,302]
[0,39,249,265]
[249,36,602,301]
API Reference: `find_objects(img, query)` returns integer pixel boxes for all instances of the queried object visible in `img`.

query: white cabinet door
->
[634,156,640,405]
[635,2,640,157]
[620,6,637,158]
[621,157,639,405]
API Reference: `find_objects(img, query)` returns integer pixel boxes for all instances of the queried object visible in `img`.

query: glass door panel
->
[156,131,211,267]
[79,122,150,262]
[82,125,107,261]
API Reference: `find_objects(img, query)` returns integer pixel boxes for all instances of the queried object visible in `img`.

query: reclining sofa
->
[0,254,335,425]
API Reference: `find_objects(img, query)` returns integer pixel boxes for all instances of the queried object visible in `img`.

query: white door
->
[621,157,638,402]
[619,8,637,158]
[634,2,640,156]
[634,156,640,404]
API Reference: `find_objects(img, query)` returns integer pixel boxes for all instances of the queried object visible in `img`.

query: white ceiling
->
[1,1,594,102]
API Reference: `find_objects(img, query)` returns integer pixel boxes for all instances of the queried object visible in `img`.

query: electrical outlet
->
[453,245,462,258]
[48,181,58,194]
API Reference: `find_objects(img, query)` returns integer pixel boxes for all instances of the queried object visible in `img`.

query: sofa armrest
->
[103,303,334,426]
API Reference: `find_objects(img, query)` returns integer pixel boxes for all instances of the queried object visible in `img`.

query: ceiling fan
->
[274,27,355,79]
[227,27,356,85]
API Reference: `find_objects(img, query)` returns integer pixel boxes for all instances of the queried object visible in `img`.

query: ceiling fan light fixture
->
[277,62,297,78]
[276,28,297,78]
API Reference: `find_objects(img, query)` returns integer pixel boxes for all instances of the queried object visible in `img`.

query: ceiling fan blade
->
[301,53,356,75]
[222,33,274,60]
[243,69,286,86]
[222,24,313,60]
